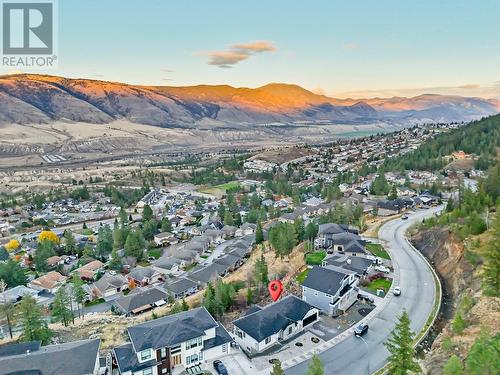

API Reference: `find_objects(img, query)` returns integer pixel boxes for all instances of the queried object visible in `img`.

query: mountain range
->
[0,74,499,127]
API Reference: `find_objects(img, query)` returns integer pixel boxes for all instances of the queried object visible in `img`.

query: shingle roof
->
[233,295,316,342]
[301,266,351,295]
[114,343,157,374]
[128,307,218,351]
[0,341,41,358]
[164,277,198,295]
[0,339,100,375]
[114,286,168,314]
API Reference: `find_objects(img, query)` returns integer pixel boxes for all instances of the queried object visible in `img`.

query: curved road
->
[286,206,443,375]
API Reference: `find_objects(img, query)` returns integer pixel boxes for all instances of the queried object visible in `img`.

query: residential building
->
[28,271,67,294]
[112,307,232,375]
[92,273,129,298]
[301,266,358,316]
[233,295,319,355]
[113,286,169,316]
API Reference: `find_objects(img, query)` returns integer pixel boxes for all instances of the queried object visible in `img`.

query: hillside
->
[0,74,498,127]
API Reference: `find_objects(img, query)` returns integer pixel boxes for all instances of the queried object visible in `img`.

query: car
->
[354,324,369,337]
[401,215,409,220]
[213,360,228,375]
[109,270,117,275]
[393,286,401,296]
[375,265,390,273]
[358,293,375,303]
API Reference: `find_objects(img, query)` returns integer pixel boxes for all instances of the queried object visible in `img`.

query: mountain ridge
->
[0,74,498,127]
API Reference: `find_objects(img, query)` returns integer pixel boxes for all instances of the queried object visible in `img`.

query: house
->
[164,277,198,299]
[326,232,367,256]
[236,222,257,237]
[187,263,228,286]
[213,253,243,272]
[301,266,358,316]
[221,225,237,239]
[92,273,129,298]
[46,255,65,268]
[322,254,373,277]
[113,286,169,316]
[76,260,104,281]
[152,257,184,275]
[316,223,353,248]
[128,267,164,286]
[28,271,67,294]
[233,295,319,355]
[1,285,39,304]
[154,232,177,247]
[112,307,232,375]
[204,229,223,244]
[0,338,101,375]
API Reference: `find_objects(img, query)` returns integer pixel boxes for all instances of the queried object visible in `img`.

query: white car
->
[393,286,401,296]
[375,265,391,273]
[109,270,117,275]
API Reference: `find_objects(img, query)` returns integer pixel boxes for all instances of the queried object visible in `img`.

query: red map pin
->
[268,280,283,302]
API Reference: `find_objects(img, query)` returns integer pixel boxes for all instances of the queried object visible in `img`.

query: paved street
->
[285,206,443,375]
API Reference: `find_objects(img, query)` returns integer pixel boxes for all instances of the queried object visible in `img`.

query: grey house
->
[301,266,359,317]
[164,277,199,299]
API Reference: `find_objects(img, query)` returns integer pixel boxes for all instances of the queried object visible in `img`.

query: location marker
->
[268,279,283,302]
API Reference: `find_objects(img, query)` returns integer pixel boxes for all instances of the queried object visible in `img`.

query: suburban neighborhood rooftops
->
[113,343,157,374]
[202,325,233,351]
[114,286,168,314]
[0,341,41,358]
[127,306,218,351]
[164,277,198,295]
[233,295,316,342]
[0,339,100,375]
[301,266,352,295]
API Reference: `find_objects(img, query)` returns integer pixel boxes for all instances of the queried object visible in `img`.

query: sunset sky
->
[4,0,500,98]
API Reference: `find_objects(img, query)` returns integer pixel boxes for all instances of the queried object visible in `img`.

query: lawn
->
[184,262,198,272]
[296,268,310,284]
[214,181,240,191]
[306,251,326,265]
[365,278,392,293]
[366,243,391,260]
[147,248,163,259]
[85,298,105,307]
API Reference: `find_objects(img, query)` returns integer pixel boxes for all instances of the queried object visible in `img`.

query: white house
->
[233,295,319,355]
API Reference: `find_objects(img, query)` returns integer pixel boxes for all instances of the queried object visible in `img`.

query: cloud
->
[205,40,276,68]
[342,43,358,50]
[458,83,480,89]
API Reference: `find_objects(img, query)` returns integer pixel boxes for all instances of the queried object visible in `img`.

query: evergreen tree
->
[142,204,154,221]
[52,286,74,327]
[34,240,56,272]
[255,221,264,244]
[95,225,113,259]
[271,359,286,375]
[465,332,500,375]
[388,184,398,200]
[108,247,123,271]
[223,211,234,226]
[0,280,14,338]
[160,218,172,232]
[119,207,128,224]
[246,287,254,306]
[63,230,77,255]
[124,229,145,260]
[306,354,324,375]
[482,211,500,296]
[18,296,52,344]
[443,355,463,375]
[181,298,189,311]
[0,259,27,287]
[384,311,421,374]
[71,274,87,319]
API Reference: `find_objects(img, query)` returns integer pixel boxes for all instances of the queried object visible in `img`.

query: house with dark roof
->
[112,307,232,375]
[316,222,358,249]
[113,286,168,316]
[232,295,319,355]
[322,254,373,277]
[92,273,128,298]
[164,277,198,299]
[0,339,100,375]
[301,266,358,317]
[127,267,164,286]
[326,232,367,256]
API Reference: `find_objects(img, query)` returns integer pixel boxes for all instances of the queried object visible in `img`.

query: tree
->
[38,230,60,245]
[253,252,269,292]
[108,247,123,271]
[71,274,87,319]
[223,211,234,226]
[306,354,324,375]
[119,207,128,224]
[269,222,297,259]
[0,259,27,287]
[124,229,145,260]
[255,221,264,244]
[465,332,500,375]
[34,240,56,272]
[181,299,189,311]
[271,359,286,375]
[52,286,74,327]
[63,230,77,255]
[96,225,113,259]
[18,295,52,344]
[246,287,254,306]
[384,311,421,374]
[142,220,158,241]
[370,173,390,195]
[443,355,463,375]
[452,311,466,334]
[304,222,318,240]
[142,204,154,221]
[160,218,172,232]
[0,280,15,338]
[5,239,20,252]
[0,247,8,261]
[482,211,500,296]
[388,184,398,200]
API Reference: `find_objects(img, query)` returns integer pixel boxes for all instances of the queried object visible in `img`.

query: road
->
[286,206,443,375]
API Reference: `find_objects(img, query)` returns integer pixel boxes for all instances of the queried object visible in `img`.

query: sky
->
[3,0,500,98]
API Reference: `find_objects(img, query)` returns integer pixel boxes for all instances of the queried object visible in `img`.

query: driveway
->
[285,206,443,375]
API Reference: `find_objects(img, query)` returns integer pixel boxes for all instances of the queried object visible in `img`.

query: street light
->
[359,335,371,375]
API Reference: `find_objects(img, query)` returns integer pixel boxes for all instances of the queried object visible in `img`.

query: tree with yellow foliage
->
[38,230,60,244]
[5,239,20,252]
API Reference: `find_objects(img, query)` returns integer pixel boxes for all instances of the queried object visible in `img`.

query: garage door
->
[303,312,318,327]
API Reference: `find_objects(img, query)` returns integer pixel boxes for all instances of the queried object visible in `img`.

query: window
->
[160,347,167,358]
[186,353,199,365]
[222,343,227,353]
[265,337,271,344]
[288,326,293,335]
[171,345,181,354]
[143,368,153,375]
[186,337,202,350]
[140,349,151,361]
[161,369,168,374]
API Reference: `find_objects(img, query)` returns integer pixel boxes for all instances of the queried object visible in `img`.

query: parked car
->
[358,293,375,303]
[393,286,401,296]
[375,265,390,274]
[401,215,409,220]
[354,324,369,337]
[213,360,229,375]
[109,270,117,275]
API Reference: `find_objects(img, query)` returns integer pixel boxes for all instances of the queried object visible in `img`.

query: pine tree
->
[384,311,421,374]
[18,296,52,344]
[63,230,77,255]
[443,355,463,375]
[246,287,254,306]
[52,286,74,327]
[388,184,398,200]
[181,298,189,311]
[71,274,87,319]
[142,204,154,221]
[482,211,500,296]
[108,247,123,271]
[255,221,264,244]
[306,354,324,375]
[271,359,286,375]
